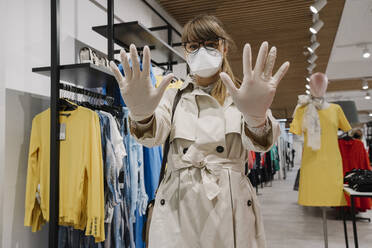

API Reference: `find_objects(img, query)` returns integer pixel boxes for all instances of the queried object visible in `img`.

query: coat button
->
[183,147,188,154]
[160,199,165,205]
[216,146,224,153]
[247,200,252,207]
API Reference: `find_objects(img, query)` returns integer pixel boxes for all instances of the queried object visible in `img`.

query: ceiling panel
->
[156,0,346,118]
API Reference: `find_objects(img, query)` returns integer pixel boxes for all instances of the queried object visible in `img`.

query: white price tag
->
[59,123,66,141]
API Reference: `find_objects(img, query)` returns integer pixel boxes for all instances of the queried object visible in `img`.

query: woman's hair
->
[182,14,240,105]
[352,129,363,140]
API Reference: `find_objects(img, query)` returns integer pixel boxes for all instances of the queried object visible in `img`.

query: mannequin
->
[290,72,352,248]
[309,72,329,98]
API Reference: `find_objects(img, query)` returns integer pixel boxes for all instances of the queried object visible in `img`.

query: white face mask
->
[186,47,223,78]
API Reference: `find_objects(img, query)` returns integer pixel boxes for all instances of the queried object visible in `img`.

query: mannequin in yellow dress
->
[290,72,351,247]
[290,72,351,206]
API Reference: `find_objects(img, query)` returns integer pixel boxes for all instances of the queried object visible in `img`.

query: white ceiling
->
[326,0,372,80]
[325,0,372,123]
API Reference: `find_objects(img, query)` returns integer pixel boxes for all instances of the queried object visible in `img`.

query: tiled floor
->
[259,165,372,248]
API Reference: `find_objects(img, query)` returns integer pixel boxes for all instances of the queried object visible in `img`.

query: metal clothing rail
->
[141,0,182,38]
[141,0,184,71]
[46,0,184,245]
[49,0,60,246]
[47,0,115,246]
[59,83,115,105]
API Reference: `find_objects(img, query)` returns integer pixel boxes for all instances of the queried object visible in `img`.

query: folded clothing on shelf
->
[344,169,372,192]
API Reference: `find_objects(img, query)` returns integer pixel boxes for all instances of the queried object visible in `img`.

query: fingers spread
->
[220,72,238,96]
[254,41,269,76]
[110,61,124,87]
[142,46,151,78]
[130,44,141,78]
[263,46,277,80]
[243,43,252,79]
[156,73,174,97]
[120,49,132,80]
[272,61,290,87]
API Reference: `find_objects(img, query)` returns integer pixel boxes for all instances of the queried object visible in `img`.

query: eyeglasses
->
[182,37,225,54]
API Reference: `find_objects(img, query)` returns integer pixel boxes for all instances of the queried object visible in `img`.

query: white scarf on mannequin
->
[293,95,330,151]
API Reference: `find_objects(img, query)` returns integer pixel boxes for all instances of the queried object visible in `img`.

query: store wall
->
[0,0,185,246]
[0,0,7,245]
[3,89,50,248]
[3,0,185,96]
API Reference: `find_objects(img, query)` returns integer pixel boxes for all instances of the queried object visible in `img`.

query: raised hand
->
[220,42,290,127]
[110,44,174,121]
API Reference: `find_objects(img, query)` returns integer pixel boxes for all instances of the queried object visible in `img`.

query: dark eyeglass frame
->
[182,37,225,54]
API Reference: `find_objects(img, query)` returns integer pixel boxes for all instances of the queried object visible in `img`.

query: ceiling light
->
[311,34,317,43]
[307,42,320,53]
[306,84,311,90]
[362,79,369,90]
[307,54,318,63]
[310,0,327,14]
[306,90,311,95]
[306,77,310,82]
[365,92,371,100]
[310,20,324,34]
[307,63,317,72]
[362,47,371,58]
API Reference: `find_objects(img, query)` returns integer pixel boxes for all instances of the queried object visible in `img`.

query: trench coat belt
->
[168,153,245,201]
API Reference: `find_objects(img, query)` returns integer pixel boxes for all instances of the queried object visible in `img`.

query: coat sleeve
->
[241,109,281,152]
[128,89,177,148]
[85,112,105,243]
[24,115,44,231]
[289,106,304,136]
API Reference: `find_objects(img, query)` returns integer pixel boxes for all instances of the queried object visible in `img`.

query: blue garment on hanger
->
[117,59,161,248]
[143,146,162,202]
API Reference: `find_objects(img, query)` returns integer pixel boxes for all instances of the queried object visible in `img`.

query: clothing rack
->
[32,0,185,246]
[59,83,115,105]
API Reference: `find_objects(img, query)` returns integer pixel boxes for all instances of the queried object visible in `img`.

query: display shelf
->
[92,21,185,65]
[32,63,116,89]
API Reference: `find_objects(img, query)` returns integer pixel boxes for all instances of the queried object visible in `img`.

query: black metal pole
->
[49,0,60,247]
[107,0,114,61]
[351,196,359,248]
[167,25,173,71]
[107,0,114,97]
[342,207,349,248]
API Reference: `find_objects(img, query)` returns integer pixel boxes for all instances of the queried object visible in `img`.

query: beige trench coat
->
[130,76,280,248]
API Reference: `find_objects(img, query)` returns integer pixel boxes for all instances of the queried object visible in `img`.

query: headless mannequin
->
[310,72,329,248]
[309,72,330,109]
[309,72,328,97]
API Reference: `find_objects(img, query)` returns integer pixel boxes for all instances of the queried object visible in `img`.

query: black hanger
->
[339,131,353,141]
[343,135,353,141]
[58,98,78,111]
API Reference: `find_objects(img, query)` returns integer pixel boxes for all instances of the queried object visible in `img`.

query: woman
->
[110,15,289,248]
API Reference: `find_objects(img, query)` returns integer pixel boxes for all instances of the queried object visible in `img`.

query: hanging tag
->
[60,123,66,141]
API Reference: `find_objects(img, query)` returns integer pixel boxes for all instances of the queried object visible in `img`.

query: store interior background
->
[0,0,372,247]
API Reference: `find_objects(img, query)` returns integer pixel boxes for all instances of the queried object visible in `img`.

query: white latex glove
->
[110,44,174,121]
[220,42,290,127]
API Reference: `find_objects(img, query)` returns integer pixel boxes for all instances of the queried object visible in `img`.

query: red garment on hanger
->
[248,151,256,169]
[338,139,372,211]
[260,153,265,166]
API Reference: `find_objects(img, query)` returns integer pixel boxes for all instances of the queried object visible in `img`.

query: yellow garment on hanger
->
[155,75,183,89]
[24,106,105,242]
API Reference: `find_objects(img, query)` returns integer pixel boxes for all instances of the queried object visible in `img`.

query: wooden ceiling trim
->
[160,0,308,12]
